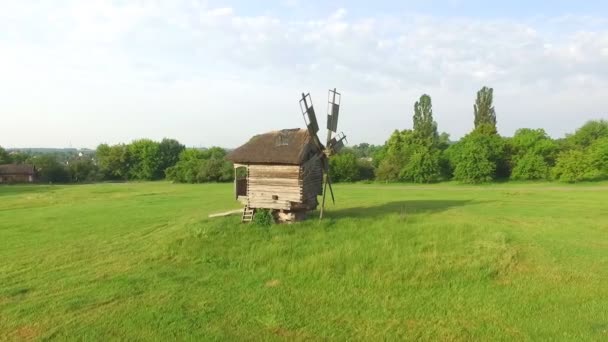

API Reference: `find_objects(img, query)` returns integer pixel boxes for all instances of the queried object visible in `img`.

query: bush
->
[451,129,505,183]
[401,147,442,183]
[511,153,549,180]
[588,137,608,178]
[552,137,608,183]
[508,128,557,180]
[552,150,593,183]
[375,154,405,182]
[357,158,375,181]
[166,147,233,183]
[252,209,274,227]
[329,152,360,182]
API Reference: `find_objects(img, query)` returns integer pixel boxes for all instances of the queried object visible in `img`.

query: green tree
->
[588,137,608,178]
[401,94,443,183]
[128,139,162,180]
[31,155,70,183]
[158,138,185,176]
[0,146,11,164]
[402,148,442,183]
[68,158,100,183]
[413,94,438,146]
[511,153,550,180]
[509,128,557,180]
[552,150,593,183]
[96,144,131,180]
[474,86,497,131]
[375,130,416,181]
[9,152,30,164]
[329,151,360,182]
[166,149,204,183]
[451,131,505,183]
[567,120,608,148]
[166,147,233,183]
[357,158,375,181]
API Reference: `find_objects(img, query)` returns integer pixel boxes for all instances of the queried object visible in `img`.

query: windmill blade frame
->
[326,88,341,133]
[299,92,324,151]
[327,132,348,154]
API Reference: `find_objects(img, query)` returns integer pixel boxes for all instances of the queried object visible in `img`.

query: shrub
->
[401,147,442,183]
[511,153,549,180]
[166,148,233,183]
[252,209,274,227]
[329,152,360,182]
[451,130,505,183]
[552,150,592,183]
[357,158,375,181]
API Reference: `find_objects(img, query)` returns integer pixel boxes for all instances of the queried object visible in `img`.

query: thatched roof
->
[0,164,35,175]
[227,128,316,165]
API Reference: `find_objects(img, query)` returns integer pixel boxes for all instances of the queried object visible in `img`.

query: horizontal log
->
[248,185,302,193]
[249,195,302,202]
[248,178,302,186]
[249,166,299,174]
[249,172,301,179]
[248,200,292,210]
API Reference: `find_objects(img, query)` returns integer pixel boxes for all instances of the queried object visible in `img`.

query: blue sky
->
[1,1,607,148]
[213,0,608,18]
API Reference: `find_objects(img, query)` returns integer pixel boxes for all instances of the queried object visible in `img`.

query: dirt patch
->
[13,325,40,341]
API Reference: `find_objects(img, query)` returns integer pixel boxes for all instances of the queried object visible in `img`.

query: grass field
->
[1,182,607,340]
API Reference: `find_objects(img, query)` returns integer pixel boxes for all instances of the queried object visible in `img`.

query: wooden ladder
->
[241,206,254,223]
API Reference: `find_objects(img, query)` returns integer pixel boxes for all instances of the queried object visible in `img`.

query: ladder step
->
[241,206,254,223]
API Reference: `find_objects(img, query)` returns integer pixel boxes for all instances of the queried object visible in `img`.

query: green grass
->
[1,182,607,340]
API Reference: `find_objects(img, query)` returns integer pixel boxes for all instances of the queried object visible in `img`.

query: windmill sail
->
[326,88,341,133]
[300,93,319,135]
[328,132,347,153]
[298,88,346,219]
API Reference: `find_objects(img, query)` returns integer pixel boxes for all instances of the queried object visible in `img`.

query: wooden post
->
[319,176,328,219]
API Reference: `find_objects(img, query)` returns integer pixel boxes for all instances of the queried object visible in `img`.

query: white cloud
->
[1,1,607,148]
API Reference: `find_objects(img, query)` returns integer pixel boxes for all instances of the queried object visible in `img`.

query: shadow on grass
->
[323,200,473,220]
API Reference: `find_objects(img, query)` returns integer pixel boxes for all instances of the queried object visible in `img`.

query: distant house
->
[0,164,36,183]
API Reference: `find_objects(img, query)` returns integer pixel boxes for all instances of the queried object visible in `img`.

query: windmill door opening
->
[235,165,248,199]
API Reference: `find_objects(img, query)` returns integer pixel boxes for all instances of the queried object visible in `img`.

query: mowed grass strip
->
[1,182,607,340]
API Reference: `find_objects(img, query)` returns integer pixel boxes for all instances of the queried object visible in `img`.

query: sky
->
[1,0,607,148]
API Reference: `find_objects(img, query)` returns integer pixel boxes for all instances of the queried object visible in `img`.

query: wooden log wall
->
[301,155,324,209]
[247,164,302,210]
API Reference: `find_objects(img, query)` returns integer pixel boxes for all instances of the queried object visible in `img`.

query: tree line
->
[0,139,232,184]
[330,86,608,183]
[1,85,606,184]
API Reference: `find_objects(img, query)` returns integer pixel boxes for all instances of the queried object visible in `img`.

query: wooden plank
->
[248,200,291,210]
[249,165,300,171]
[208,209,243,218]
[248,178,302,186]
[249,172,301,179]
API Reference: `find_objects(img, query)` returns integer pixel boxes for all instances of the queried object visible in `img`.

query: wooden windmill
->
[227,89,347,223]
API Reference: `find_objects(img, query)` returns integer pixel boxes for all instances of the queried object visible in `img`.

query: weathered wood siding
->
[301,155,323,208]
[247,165,302,210]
